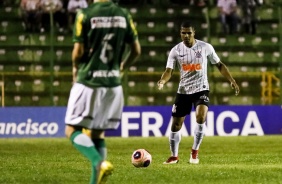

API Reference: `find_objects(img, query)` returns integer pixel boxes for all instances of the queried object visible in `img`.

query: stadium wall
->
[0,106,281,138]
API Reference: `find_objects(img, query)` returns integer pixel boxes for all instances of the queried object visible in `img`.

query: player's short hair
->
[181,21,195,29]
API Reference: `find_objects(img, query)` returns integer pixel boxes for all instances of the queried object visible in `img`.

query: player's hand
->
[157,80,165,90]
[230,80,240,96]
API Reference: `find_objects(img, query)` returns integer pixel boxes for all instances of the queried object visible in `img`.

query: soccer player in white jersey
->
[158,21,240,164]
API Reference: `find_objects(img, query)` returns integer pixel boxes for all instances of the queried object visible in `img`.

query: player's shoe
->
[97,160,114,184]
[189,149,199,164]
[163,156,179,164]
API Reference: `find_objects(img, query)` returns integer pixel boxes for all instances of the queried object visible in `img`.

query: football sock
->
[70,131,102,184]
[169,131,181,157]
[192,123,206,150]
[92,138,107,160]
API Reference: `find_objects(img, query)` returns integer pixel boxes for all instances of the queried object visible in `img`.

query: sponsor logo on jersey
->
[92,70,120,77]
[91,16,126,29]
[181,63,202,71]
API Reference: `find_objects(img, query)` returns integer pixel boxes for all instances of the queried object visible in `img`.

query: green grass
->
[1,136,282,184]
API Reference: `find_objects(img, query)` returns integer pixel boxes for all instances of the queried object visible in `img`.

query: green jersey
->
[73,1,138,87]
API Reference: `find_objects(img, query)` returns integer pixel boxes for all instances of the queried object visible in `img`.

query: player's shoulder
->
[77,3,90,15]
[195,39,209,45]
[196,39,214,49]
[172,42,184,51]
[108,2,131,16]
[109,3,133,20]
[119,6,134,21]
[119,6,131,14]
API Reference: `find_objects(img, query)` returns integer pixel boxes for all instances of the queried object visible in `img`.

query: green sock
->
[70,131,102,184]
[92,139,107,160]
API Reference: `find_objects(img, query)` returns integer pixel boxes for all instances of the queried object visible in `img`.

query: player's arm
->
[72,9,85,83]
[120,11,141,71]
[157,68,173,90]
[215,61,240,96]
[72,42,84,83]
[120,40,141,71]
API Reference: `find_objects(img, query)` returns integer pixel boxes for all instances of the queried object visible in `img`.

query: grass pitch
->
[1,136,282,184]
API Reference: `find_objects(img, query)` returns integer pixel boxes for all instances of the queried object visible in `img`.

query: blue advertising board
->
[0,106,281,138]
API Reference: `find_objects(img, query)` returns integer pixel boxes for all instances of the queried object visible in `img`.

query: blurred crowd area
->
[0,0,280,106]
[0,0,278,35]
[1,0,90,33]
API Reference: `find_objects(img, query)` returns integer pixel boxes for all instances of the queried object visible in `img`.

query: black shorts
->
[172,90,209,117]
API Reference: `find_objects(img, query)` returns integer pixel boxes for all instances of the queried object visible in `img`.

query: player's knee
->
[65,125,75,139]
[196,116,205,124]
[171,123,182,132]
[171,117,185,131]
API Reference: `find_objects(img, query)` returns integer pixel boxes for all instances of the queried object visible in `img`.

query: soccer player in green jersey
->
[64,0,141,183]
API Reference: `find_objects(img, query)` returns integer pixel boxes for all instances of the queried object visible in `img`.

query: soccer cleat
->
[97,160,114,184]
[189,149,199,164]
[163,156,179,164]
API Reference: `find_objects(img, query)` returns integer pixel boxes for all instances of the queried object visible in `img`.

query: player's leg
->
[193,105,208,149]
[164,94,191,164]
[163,116,185,164]
[90,86,123,182]
[81,128,112,183]
[65,125,103,184]
[190,104,208,164]
[170,117,185,157]
[91,130,107,160]
[90,85,123,161]
[65,83,112,184]
[81,126,107,160]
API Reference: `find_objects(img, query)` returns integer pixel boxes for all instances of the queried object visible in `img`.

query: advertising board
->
[0,106,281,138]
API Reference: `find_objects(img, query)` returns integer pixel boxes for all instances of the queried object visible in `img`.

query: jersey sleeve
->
[166,47,177,69]
[206,43,220,64]
[73,9,85,43]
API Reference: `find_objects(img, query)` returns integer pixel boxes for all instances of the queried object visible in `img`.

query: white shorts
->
[65,83,124,130]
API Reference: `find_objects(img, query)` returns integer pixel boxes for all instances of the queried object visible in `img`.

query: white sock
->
[73,133,94,147]
[169,131,181,157]
[192,123,206,150]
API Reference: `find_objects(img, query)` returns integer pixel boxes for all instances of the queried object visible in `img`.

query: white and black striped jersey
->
[166,39,220,94]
